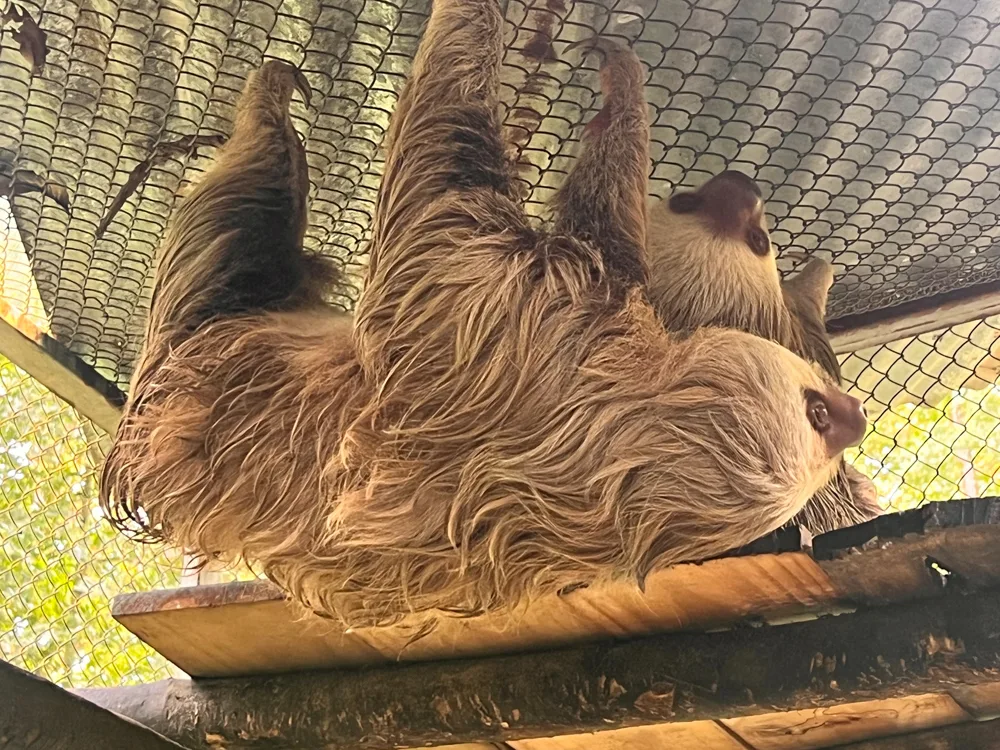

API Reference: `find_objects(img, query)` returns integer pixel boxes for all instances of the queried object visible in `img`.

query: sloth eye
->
[805,389,830,434]
[746,226,771,257]
[669,192,702,213]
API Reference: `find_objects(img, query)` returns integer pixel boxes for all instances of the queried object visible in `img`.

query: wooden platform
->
[113,498,1000,679]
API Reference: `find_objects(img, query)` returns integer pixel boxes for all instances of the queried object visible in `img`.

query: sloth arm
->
[550,40,651,289]
[353,0,532,375]
[145,61,329,351]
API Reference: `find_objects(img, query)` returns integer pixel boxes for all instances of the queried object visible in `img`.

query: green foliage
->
[0,357,182,687]
[849,382,1000,512]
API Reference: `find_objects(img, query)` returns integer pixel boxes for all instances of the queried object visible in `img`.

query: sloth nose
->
[822,389,868,456]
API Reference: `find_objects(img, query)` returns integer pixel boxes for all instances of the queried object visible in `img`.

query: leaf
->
[2,3,47,75]
[0,169,70,211]
[95,133,227,241]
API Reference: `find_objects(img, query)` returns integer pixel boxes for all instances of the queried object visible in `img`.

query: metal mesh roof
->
[2,0,1000,389]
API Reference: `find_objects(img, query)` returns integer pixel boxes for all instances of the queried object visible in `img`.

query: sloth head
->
[640,326,868,541]
[646,170,788,341]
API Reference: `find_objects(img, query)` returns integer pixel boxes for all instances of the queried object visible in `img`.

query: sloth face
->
[651,327,867,519]
[646,171,787,341]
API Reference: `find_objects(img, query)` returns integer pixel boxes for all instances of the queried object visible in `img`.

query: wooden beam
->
[107,499,1000,678]
[0,659,189,750]
[414,689,1000,750]
[838,718,1000,749]
[79,588,1000,750]
[0,299,124,433]
[828,280,1000,355]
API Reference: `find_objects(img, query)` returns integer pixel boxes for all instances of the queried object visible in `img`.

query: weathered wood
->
[722,694,971,750]
[413,692,1000,750]
[80,590,1000,750]
[837,717,1000,749]
[0,298,124,433]
[506,722,746,749]
[110,500,1000,678]
[828,280,1000,355]
[112,550,840,677]
[0,659,189,750]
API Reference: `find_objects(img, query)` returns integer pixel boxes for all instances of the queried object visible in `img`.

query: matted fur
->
[648,184,881,534]
[102,1,864,628]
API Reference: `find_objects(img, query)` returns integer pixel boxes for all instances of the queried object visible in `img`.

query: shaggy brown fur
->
[101,1,867,628]
[648,173,881,534]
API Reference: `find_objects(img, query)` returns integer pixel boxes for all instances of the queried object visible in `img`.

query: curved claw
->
[292,68,312,108]
[564,35,630,63]
[257,59,313,108]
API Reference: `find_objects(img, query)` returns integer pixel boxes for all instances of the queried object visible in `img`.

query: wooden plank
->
[416,694,997,750]
[111,500,1000,678]
[0,298,124,433]
[0,659,188,750]
[113,549,840,677]
[837,717,1000,749]
[828,280,1000,355]
[723,694,970,750]
[509,722,745,749]
[79,590,1000,749]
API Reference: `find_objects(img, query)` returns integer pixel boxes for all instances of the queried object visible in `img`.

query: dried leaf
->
[2,3,47,75]
[1,170,70,211]
[95,134,227,241]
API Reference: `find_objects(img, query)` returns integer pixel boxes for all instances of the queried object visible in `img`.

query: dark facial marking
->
[671,170,770,254]
[746,225,770,257]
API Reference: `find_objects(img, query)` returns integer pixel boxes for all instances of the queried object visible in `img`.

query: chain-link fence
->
[3,0,1000,690]
[845,315,1000,511]
[3,0,1000,388]
[0,353,184,688]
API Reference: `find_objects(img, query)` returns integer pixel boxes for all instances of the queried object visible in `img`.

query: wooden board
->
[112,502,1000,678]
[723,694,970,750]
[114,550,840,677]
[0,298,124,432]
[508,722,745,749]
[424,694,976,750]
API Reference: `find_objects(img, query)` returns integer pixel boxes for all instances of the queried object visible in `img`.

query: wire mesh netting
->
[845,315,1000,510]
[0,353,184,687]
[3,0,1000,689]
[3,0,1000,388]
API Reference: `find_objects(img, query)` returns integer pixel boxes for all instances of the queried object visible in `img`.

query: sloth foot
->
[566,36,644,137]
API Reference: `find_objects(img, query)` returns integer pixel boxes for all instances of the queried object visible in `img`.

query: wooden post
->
[0,659,189,750]
[78,588,1000,750]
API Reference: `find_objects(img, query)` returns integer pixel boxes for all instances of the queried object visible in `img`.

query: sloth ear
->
[782,257,834,321]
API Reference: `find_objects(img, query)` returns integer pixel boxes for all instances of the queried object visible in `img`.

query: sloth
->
[101,0,867,628]
[647,171,880,534]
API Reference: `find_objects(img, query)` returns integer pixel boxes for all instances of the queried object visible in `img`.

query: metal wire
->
[3,0,1000,387]
[845,315,1000,511]
[3,0,1000,689]
[0,353,184,687]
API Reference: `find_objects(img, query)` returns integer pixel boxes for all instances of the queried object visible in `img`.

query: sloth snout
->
[821,390,868,456]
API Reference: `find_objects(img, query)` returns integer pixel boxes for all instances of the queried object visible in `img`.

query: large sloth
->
[647,172,881,533]
[101,0,867,627]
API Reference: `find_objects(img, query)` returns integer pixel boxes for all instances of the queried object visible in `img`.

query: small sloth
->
[101,0,867,628]
[647,171,880,534]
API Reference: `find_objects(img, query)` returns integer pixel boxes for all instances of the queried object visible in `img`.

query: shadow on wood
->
[0,658,189,749]
[80,588,1000,750]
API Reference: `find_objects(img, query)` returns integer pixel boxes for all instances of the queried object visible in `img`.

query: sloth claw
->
[256,59,313,107]
[565,35,644,92]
